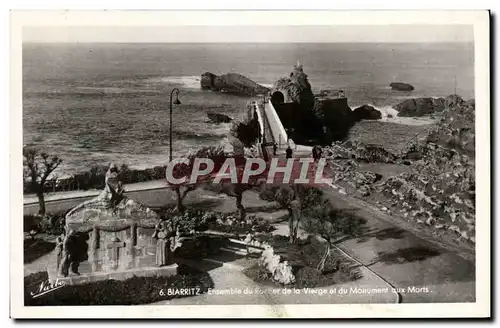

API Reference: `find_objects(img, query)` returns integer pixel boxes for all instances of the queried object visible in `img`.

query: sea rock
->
[353,105,382,121]
[390,82,415,91]
[201,72,217,89]
[207,112,233,123]
[201,72,269,95]
[313,98,356,141]
[272,62,315,110]
[395,97,446,117]
[445,94,465,108]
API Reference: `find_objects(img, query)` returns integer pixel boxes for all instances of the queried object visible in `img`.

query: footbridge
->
[253,99,294,159]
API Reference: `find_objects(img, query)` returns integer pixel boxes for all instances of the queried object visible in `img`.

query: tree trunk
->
[287,208,295,244]
[174,188,185,212]
[235,191,246,220]
[316,242,330,273]
[37,192,46,216]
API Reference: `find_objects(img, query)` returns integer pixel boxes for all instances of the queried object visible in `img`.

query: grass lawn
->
[24,264,214,306]
[24,238,56,264]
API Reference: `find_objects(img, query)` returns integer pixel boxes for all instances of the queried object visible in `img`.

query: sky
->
[23,25,474,43]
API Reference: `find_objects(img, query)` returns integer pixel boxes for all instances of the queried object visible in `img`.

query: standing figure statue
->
[55,234,65,274]
[104,163,125,215]
[58,230,80,277]
[152,217,177,267]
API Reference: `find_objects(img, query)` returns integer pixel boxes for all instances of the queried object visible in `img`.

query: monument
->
[48,164,180,285]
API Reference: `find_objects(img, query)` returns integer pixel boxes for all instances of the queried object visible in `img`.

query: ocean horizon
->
[23,42,474,177]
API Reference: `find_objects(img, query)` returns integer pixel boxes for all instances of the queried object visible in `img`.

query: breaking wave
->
[149,76,202,89]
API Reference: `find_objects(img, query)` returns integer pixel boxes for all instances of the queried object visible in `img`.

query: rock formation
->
[207,112,233,124]
[395,97,446,117]
[323,140,398,163]
[390,82,415,91]
[200,72,269,95]
[320,95,475,243]
[272,62,315,110]
[353,105,382,121]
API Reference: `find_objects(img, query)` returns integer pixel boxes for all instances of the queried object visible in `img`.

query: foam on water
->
[152,76,203,89]
[370,105,438,126]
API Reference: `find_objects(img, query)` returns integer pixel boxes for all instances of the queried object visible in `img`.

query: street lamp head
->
[173,89,181,105]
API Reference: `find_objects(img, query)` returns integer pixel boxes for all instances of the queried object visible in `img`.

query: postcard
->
[10,9,490,318]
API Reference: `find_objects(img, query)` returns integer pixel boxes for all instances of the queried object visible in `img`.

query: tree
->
[259,184,324,244]
[302,202,366,272]
[229,105,261,148]
[170,145,227,212]
[205,182,258,221]
[23,147,63,215]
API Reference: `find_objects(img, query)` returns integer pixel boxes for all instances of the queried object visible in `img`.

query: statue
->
[152,217,177,267]
[55,234,64,273]
[58,230,78,277]
[57,229,89,277]
[104,163,124,214]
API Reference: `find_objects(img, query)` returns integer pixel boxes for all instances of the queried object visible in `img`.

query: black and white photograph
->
[10,10,490,318]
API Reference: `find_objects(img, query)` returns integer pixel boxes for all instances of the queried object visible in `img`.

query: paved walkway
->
[24,180,169,205]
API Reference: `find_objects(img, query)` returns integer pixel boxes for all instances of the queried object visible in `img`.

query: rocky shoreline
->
[322,95,475,245]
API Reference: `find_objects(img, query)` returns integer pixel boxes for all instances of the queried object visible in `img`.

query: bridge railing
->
[264,100,289,149]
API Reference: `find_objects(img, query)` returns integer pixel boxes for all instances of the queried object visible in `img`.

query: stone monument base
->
[48,264,178,286]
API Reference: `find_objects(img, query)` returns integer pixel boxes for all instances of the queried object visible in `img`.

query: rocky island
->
[394,96,447,117]
[390,82,415,91]
[207,112,233,124]
[201,72,270,96]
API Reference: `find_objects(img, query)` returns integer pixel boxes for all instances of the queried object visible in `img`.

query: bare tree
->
[302,202,366,272]
[206,182,259,221]
[23,147,63,215]
[170,145,227,212]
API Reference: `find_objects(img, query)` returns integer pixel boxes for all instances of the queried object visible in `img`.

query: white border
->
[10,10,490,319]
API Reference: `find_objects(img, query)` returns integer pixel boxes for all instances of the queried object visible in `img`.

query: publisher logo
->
[30,279,66,299]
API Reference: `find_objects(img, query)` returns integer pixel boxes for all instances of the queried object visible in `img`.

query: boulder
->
[313,98,356,142]
[353,105,382,121]
[390,82,415,91]
[395,97,446,117]
[207,112,233,123]
[200,72,269,96]
[201,72,217,90]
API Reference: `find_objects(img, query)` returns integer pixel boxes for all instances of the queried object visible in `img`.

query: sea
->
[23,42,474,177]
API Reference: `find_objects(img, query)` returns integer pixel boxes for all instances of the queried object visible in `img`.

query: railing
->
[264,101,289,148]
[24,165,167,195]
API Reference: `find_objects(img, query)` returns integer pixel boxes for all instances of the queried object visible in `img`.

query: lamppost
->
[169,88,181,162]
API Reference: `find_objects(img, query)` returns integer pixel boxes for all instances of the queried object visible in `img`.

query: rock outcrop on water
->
[353,105,382,121]
[271,63,357,144]
[207,112,233,123]
[201,72,269,96]
[395,97,446,117]
[272,62,316,111]
[390,82,415,91]
[312,98,356,142]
